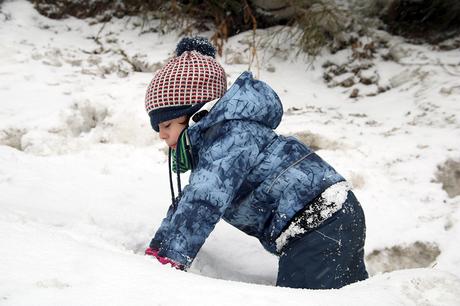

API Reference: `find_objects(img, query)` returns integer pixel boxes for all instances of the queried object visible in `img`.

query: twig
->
[244,0,259,77]
[117,48,141,72]
[96,21,108,41]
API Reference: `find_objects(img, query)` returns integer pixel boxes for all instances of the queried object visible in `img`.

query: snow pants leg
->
[276,191,368,289]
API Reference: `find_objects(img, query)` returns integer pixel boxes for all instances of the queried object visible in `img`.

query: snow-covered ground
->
[1,1,460,305]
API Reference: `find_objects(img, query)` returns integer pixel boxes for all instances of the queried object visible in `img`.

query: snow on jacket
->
[151,71,345,268]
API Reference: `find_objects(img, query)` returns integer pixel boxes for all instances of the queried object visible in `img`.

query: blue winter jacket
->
[152,71,344,267]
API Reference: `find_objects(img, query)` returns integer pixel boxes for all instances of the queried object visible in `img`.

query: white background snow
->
[1,1,460,305]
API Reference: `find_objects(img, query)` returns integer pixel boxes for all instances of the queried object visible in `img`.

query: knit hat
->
[145,37,227,132]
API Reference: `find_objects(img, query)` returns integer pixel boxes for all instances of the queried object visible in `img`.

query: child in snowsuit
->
[144,37,368,289]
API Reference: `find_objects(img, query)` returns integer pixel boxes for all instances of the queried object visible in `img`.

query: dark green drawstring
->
[168,128,193,207]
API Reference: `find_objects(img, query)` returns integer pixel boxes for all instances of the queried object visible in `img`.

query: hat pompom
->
[175,36,216,58]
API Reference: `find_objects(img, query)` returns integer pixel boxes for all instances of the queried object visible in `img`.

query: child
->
[144,37,368,289]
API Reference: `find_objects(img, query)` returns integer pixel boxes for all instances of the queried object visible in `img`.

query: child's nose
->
[159,130,167,140]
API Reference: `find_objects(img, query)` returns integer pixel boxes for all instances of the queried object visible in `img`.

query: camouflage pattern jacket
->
[151,71,344,268]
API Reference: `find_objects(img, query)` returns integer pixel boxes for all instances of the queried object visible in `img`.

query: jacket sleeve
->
[157,122,260,267]
[149,203,176,250]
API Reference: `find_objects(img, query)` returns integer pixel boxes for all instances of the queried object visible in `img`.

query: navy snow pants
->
[276,191,368,289]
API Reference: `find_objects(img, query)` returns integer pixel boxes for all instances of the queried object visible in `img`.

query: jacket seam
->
[266,152,315,193]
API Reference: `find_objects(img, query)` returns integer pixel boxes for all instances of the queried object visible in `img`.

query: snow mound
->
[1,0,460,305]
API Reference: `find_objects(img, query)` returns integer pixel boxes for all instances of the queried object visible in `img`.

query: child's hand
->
[145,247,185,271]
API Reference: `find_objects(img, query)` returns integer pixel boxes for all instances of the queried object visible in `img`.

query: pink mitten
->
[145,247,159,257]
[145,247,185,270]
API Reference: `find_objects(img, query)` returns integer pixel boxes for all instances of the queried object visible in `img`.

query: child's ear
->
[192,110,209,123]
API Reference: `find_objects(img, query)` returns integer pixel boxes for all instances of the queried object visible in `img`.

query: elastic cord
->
[168,127,189,207]
[168,148,176,206]
[176,131,183,197]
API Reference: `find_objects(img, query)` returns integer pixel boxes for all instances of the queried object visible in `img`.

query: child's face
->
[158,116,188,149]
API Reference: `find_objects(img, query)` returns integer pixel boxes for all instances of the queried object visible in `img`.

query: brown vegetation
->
[29,0,460,55]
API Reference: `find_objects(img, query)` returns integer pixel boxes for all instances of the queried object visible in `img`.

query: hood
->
[189,71,283,135]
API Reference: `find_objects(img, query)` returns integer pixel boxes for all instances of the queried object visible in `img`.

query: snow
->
[320,181,352,209]
[1,0,460,305]
[275,181,352,252]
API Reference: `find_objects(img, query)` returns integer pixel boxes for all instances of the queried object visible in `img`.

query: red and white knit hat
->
[145,37,227,132]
